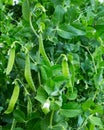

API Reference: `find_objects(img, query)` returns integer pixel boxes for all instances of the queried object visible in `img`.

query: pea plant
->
[0,0,104,130]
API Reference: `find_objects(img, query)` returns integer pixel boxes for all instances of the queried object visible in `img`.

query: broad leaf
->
[13,109,25,123]
[89,116,103,128]
[60,109,82,118]
[22,0,30,21]
[35,86,48,104]
[57,28,74,39]
[52,5,65,24]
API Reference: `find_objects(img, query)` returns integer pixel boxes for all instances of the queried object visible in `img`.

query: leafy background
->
[0,0,104,130]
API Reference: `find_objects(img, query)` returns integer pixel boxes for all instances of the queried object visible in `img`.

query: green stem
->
[77,115,93,130]
[77,117,88,130]
[29,13,39,38]
[80,44,97,74]
[38,72,41,86]
[49,111,54,129]
[55,54,62,64]
[11,119,16,130]
[92,90,98,101]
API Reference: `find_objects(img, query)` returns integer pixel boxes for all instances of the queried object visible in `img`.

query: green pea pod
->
[4,81,20,114]
[39,33,51,66]
[24,53,36,92]
[27,96,32,116]
[6,47,15,75]
[62,56,69,77]
[62,55,73,92]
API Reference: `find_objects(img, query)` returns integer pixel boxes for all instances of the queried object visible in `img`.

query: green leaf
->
[35,86,48,104]
[52,64,62,77]
[22,0,30,21]
[0,106,3,113]
[71,0,84,6]
[50,100,61,111]
[4,0,13,4]
[13,109,25,123]
[67,89,77,100]
[60,109,82,118]
[44,78,55,95]
[40,66,48,81]
[65,6,80,23]
[90,105,103,114]
[53,76,66,82]
[62,102,81,109]
[13,128,24,130]
[59,24,86,36]
[60,102,82,117]
[26,118,41,130]
[82,99,95,111]
[40,117,50,130]
[89,116,103,128]
[51,0,64,6]
[57,24,86,39]
[90,0,96,10]
[52,5,65,24]
[57,28,74,39]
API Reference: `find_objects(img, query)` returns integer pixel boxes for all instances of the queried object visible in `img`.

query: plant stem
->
[49,111,54,129]
[80,44,97,74]
[92,90,98,101]
[38,72,41,86]
[29,13,39,38]
[11,119,16,130]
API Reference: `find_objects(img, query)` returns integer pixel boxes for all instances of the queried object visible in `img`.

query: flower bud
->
[42,100,50,114]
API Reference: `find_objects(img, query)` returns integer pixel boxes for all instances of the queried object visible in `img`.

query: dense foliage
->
[0,0,104,130]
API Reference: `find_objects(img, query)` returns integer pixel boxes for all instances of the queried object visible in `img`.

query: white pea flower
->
[13,0,19,5]
[42,100,50,114]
